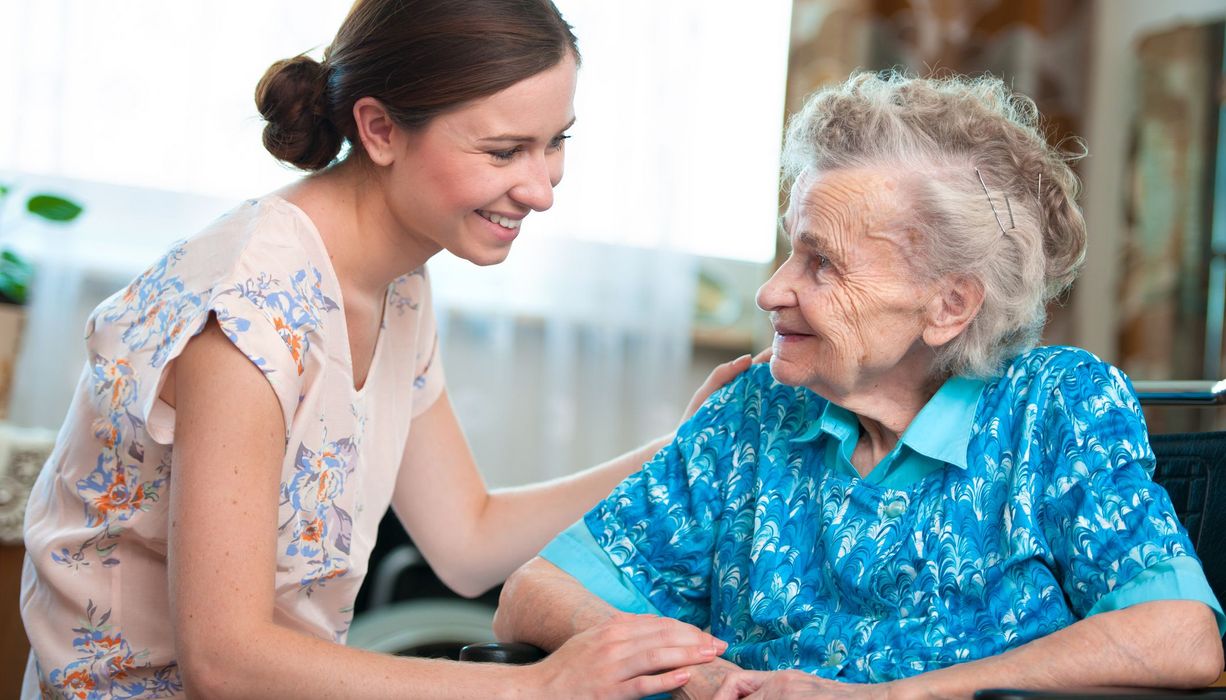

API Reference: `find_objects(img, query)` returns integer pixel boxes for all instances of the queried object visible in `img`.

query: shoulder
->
[981,345,1136,416]
[684,362,824,444]
[91,198,323,322]
[979,346,1151,475]
[83,198,336,430]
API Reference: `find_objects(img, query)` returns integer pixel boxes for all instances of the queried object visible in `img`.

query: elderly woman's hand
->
[712,670,895,700]
[670,656,745,700]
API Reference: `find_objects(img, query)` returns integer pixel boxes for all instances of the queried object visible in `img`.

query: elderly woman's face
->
[757,168,937,400]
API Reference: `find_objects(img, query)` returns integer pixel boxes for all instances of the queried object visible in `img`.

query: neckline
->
[264,194,391,397]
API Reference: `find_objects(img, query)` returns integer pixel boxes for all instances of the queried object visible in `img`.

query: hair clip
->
[1035,172,1042,235]
[975,168,1015,235]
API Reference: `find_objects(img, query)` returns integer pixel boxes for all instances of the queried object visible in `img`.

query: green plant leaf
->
[0,184,10,197]
[27,194,84,222]
[0,270,28,305]
[0,247,31,305]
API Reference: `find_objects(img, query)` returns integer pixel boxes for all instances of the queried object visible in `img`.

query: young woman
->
[21,1,741,697]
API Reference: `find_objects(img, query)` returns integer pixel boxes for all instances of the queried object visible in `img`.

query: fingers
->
[595,614,727,668]
[616,614,726,655]
[751,346,772,363]
[707,354,753,386]
[682,354,753,422]
[618,642,722,679]
[535,614,730,700]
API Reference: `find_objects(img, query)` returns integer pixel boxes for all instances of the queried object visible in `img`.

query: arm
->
[494,556,621,650]
[888,599,1222,698]
[393,353,757,597]
[496,557,740,700]
[713,600,1221,700]
[168,319,722,699]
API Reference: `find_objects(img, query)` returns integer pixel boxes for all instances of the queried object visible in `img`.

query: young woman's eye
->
[548,134,571,150]
[489,146,523,161]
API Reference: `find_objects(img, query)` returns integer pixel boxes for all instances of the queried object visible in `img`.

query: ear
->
[352,96,400,166]
[921,275,984,348]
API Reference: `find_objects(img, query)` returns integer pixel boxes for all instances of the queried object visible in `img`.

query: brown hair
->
[255,0,580,171]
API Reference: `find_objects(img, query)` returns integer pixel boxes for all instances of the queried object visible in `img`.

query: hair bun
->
[255,55,343,171]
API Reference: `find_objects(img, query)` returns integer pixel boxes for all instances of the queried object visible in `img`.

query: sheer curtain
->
[0,1,792,485]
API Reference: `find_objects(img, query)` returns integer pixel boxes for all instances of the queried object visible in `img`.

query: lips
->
[772,321,813,337]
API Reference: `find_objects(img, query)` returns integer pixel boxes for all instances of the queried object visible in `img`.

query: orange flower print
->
[93,419,119,449]
[301,517,324,543]
[61,668,95,697]
[273,315,306,375]
[92,475,146,521]
[47,600,183,696]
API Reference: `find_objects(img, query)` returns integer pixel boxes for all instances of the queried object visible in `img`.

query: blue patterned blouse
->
[542,346,1223,683]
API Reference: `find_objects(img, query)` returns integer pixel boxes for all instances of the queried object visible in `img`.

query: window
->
[0,0,791,262]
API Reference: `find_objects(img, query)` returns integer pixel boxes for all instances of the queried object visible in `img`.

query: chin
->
[457,244,513,267]
[768,357,808,387]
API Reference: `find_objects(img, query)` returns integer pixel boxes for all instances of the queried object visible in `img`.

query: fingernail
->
[701,645,717,656]
[736,354,751,363]
[674,670,691,683]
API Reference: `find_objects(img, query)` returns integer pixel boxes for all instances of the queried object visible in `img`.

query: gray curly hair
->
[782,70,1087,378]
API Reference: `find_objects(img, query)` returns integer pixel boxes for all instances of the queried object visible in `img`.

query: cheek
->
[803,284,870,358]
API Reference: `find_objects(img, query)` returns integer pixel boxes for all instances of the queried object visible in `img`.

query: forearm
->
[493,556,620,651]
[461,435,670,593]
[891,601,1222,700]
[179,618,534,700]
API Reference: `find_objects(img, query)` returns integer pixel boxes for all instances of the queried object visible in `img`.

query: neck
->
[280,157,441,301]
[823,355,947,458]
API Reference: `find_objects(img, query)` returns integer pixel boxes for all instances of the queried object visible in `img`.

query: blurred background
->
[0,0,1223,689]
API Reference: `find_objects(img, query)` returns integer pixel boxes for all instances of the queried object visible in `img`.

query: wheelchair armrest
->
[458,641,547,664]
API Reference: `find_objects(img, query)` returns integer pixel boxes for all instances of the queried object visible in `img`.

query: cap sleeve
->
[87,242,312,447]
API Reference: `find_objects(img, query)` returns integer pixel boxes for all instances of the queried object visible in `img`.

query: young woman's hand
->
[525,613,728,700]
[681,348,771,425]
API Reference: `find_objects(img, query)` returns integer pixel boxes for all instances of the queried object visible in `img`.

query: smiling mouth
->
[477,210,522,230]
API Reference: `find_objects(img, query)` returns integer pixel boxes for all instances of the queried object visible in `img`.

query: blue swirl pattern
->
[584,347,1202,682]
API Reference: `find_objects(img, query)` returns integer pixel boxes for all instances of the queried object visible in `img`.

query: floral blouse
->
[544,347,1222,683]
[21,196,445,698]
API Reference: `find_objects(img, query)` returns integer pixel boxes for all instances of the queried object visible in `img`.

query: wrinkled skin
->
[756,168,950,421]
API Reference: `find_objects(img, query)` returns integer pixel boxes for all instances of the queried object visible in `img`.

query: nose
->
[756,260,798,312]
[510,151,561,212]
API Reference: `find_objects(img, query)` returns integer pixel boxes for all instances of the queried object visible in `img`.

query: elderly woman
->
[493,71,1224,699]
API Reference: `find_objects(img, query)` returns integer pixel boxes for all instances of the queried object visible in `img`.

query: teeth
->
[480,211,521,230]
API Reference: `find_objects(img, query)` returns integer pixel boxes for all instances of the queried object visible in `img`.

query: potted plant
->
[0,185,84,420]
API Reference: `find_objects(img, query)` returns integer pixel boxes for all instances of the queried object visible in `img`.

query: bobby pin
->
[975,168,1015,235]
[1035,172,1042,236]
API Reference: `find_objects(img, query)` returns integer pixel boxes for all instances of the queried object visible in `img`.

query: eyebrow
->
[477,117,576,144]
[795,229,846,265]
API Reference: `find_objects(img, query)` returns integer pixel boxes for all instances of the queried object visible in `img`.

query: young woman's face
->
[387,52,578,266]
